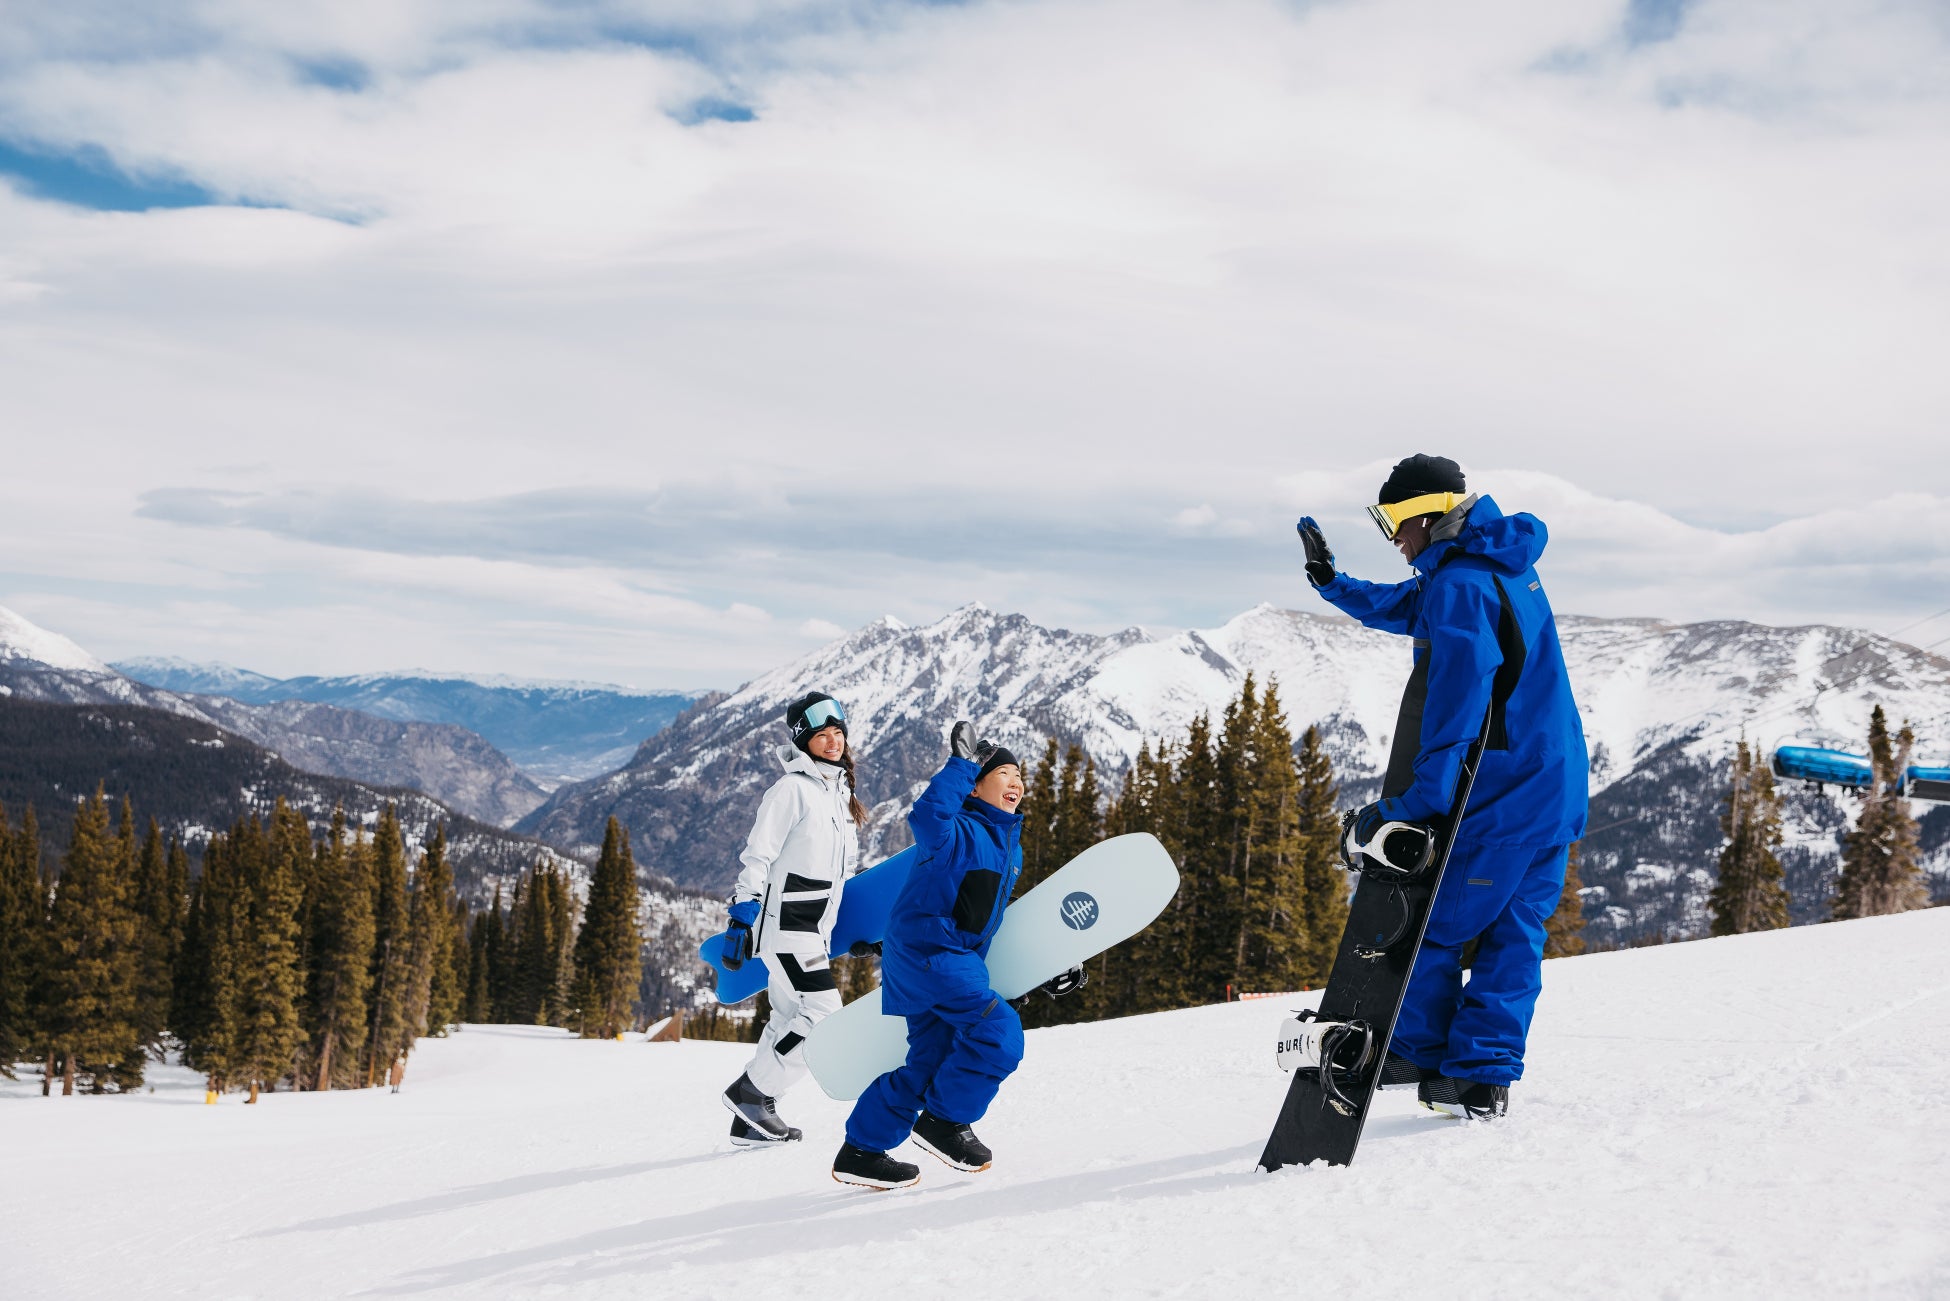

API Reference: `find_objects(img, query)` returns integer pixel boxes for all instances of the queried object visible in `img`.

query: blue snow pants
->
[844,974,1024,1152]
[1391,840,1569,1086]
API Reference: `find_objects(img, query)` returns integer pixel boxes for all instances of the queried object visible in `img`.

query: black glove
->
[1296,516,1337,588]
[950,720,978,762]
[847,939,882,959]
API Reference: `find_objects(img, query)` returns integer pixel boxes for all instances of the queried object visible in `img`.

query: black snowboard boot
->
[730,1116,802,1147]
[722,1073,793,1141]
[832,1143,921,1190]
[911,1111,994,1172]
[1376,1052,1430,1091]
[1419,1075,1509,1120]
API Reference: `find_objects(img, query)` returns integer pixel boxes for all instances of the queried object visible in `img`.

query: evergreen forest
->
[0,793,646,1096]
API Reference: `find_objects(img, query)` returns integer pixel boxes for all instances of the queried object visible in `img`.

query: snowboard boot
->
[729,1116,802,1147]
[722,1073,794,1142]
[1419,1075,1509,1120]
[1376,1052,1430,1091]
[832,1143,921,1190]
[911,1110,994,1172]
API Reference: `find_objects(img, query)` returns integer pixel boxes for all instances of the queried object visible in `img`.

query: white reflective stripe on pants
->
[744,952,843,1098]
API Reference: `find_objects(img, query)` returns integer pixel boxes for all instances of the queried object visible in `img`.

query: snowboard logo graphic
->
[1059,891,1099,930]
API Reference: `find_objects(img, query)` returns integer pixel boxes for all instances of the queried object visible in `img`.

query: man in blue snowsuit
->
[1298,454,1587,1118]
[833,721,1071,1189]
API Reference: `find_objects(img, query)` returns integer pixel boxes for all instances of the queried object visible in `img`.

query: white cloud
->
[1,0,1946,681]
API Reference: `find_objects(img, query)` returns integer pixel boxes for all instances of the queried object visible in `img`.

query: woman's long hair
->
[837,743,868,826]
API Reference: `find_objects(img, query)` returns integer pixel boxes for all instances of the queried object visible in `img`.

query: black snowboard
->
[1256,706,1494,1171]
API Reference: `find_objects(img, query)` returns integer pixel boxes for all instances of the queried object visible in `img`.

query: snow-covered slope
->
[0,604,111,674]
[6,908,1945,1297]
[523,602,1950,926]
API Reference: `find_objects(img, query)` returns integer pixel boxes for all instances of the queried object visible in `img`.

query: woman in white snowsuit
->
[720,691,866,1145]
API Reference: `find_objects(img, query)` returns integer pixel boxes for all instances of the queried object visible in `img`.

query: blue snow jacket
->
[879,756,1024,1016]
[1315,495,1588,847]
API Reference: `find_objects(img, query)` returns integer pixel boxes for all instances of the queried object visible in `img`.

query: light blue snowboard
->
[803,833,1180,1101]
[699,845,919,1005]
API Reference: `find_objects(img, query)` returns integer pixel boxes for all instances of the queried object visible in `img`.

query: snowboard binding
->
[1274,1009,1376,1119]
[1338,814,1438,959]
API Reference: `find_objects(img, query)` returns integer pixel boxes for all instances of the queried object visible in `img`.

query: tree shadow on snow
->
[254,1153,725,1237]
[366,1143,1271,1294]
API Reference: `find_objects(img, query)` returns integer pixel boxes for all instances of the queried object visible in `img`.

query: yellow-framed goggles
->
[1366,492,1464,542]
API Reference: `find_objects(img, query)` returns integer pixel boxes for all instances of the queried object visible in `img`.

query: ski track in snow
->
[4,910,1947,1299]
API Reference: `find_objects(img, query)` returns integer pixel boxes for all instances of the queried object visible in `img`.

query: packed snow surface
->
[5,910,1948,1298]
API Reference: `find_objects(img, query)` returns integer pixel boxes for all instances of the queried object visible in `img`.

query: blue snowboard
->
[699,845,918,1005]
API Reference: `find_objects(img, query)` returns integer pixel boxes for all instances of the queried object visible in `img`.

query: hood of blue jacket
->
[1413,494,1546,577]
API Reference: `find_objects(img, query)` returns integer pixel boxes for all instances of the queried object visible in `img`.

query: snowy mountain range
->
[112,658,703,784]
[0,618,547,827]
[523,602,1950,943]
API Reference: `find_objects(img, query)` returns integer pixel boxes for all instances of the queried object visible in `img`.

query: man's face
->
[973,764,1024,813]
[1393,514,1433,563]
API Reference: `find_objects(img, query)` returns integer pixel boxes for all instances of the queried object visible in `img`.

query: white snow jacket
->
[732,744,861,957]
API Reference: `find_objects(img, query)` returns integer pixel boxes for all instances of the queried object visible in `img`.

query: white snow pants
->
[743,951,842,1098]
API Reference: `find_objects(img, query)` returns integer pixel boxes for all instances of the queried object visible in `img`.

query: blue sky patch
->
[673,97,758,126]
[292,56,371,92]
[0,139,221,211]
[1624,0,1692,46]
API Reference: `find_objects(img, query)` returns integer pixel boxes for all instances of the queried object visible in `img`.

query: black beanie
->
[785,691,846,751]
[977,746,1022,782]
[1377,454,1466,506]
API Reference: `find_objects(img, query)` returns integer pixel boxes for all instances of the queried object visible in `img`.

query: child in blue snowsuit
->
[832,723,1031,1189]
[1298,454,1588,1119]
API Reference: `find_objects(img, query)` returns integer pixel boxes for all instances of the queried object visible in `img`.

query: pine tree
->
[1832,707,1929,920]
[1293,725,1347,984]
[406,825,460,1038]
[304,810,374,1089]
[0,804,47,1078]
[1231,679,1310,995]
[43,789,143,1093]
[176,830,244,1095]
[486,884,516,1022]
[233,804,307,1101]
[511,863,570,1025]
[463,904,493,1024]
[569,819,644,1038]
[1544,842,1588,956]
[131,818,186,1059]
[364,808,414,1085]
[1019,738,1063,885]
[1706,744,1789,937]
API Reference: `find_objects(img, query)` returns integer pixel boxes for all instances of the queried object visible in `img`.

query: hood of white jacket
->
[776,742,847,789]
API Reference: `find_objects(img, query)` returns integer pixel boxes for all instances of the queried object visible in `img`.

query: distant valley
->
[113,658,704,784]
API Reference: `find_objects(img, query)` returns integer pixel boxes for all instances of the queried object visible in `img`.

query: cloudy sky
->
[2,0,1946,688]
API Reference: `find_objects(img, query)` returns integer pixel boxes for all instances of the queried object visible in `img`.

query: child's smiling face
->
[973,764,1024,813]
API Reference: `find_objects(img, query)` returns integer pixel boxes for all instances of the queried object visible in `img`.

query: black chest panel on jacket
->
[1381,571,1527,802]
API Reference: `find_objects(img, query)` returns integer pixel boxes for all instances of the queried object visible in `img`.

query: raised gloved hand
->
[1296,516,1337,588]
[1339,801,1433,877]
[950,720,978,762]
[848,939,883,959]
[721,898,760,970]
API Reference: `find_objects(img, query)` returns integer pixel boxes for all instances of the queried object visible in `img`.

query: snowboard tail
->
[1258,704,1495,1171]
